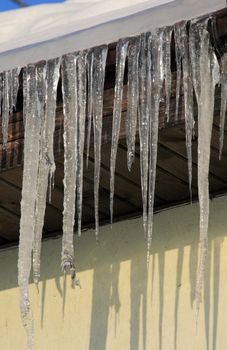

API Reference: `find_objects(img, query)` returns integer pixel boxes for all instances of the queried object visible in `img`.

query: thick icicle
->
[32,62,46,286]
[175,21,194,199]
[138,33,150,232]
[76,52,87,236]
[126,36,140,171]
[191,22,220,315]
[147,29,164,262]
[92,46,108,237]
[189,21,203,102]
[110,39,129,223]
[18,64,42,349]
[61,53,79,286]
[163,26,173,122]
[33,58,60,285]
[86,51,94,167]
[219,53,227,159]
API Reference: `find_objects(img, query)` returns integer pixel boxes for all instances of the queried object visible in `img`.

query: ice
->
[219,53,227,159]
[86,51,94,167]
[1,68,20,149]
[190,22,220,315]
[175,21,194,199]
[174,25,181,122]
[10,67,20,112]
[18,64,42,349]
[6,14,223,343]
[76,52,87,237]
[61,52,80,286]
[33,58,60,285]
[110,39,129,224]
[126,36,140,171]
[32,61,47,286]
[147,29,164,262]
[162,26,173,122]
[92,46,108,237]
[1,71,10,149]
[138,33,150,232]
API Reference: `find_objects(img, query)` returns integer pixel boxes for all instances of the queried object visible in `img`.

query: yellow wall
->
[1,196,227,350]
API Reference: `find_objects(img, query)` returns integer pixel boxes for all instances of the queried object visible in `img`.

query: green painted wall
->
[1,196,227,349]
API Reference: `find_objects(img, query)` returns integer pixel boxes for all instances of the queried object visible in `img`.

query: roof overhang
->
[0,0,225,71]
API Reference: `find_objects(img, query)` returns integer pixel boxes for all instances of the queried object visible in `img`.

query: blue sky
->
[0,0,65,12]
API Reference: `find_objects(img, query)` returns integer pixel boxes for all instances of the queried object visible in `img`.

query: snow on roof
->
[0,0,225,71]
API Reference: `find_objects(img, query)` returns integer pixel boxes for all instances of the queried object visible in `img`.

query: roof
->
[0,6,226,248]
[0,0,224,71]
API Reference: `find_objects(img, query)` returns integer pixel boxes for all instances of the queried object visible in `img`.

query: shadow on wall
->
[0,197,226,349]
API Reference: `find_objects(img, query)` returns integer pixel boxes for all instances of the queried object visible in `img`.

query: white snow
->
[0,0,224,71]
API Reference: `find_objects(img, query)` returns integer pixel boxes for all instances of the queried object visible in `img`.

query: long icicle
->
[33,58,60,286]
[147,29,164,263]
[92,46,108,238]
[219,53,227,159]
[76,51,87,237]
[18,64,42,350]
[86,51,94,167]
[138,33,150,232]
[175,21,194,200]
[1,71,10,149]
[110,39,129,224]
[163,26,173,122]
[174,26,182,122]
[61,53,79,286]
[126,36,140,171]
[191,21,220,316]
[32,61,47,286]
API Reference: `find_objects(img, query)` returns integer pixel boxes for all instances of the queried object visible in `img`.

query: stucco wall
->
[1,196,227,349]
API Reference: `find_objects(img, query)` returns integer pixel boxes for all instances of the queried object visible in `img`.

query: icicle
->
[219,53,227,159]
[147,29,164,263]
[77,51,87,236]
[92,46,108,238]
[163,26,173,122]
[191,22,220,315]
[1,67,20,148]
[1,71,10,149]
[9,67,20,114]
[11,68,20,110]
[126,36,140,171]
[110,39,129,224]
[32,62,47,286]
[46,58,61,198]
[189,21,202,102]
[86,51,94,167]
[174,33,181,122]
[18,64,42,349]
[175,21,194,200]
[138,33,150,232]
[33,58,60,286]
[61,52,79,286]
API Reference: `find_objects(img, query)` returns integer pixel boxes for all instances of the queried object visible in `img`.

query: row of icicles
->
[0,16,226,349]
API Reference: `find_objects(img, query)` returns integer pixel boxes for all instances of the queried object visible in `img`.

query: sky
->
[0,0,65,12]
